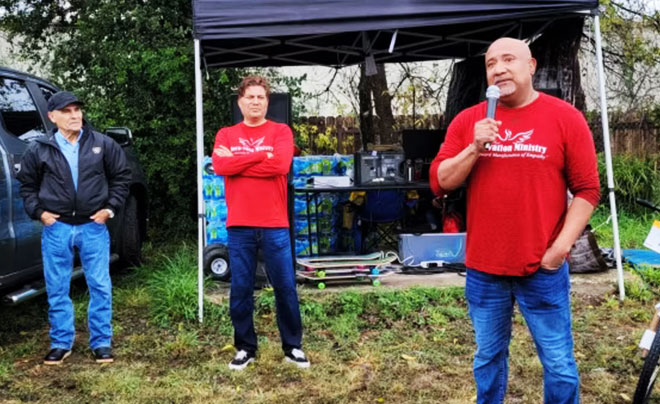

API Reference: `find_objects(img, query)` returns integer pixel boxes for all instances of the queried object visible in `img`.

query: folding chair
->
[354,190,404,253]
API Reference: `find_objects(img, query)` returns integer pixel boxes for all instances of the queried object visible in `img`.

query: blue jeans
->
[465,261,579,404]
[227,227,302,354]
[41,221,112,350]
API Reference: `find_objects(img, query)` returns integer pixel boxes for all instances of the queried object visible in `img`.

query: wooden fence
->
[590,118,660,156]
[297,114,659,156]
[297,115,445,155]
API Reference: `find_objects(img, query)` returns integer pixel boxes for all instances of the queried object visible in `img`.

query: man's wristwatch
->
[104,208,115,219]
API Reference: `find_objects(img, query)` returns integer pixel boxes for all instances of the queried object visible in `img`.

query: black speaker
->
[355,151,406,185]
[231,93,292,125]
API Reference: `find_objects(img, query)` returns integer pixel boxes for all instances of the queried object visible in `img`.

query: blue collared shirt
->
[54,129,84,191]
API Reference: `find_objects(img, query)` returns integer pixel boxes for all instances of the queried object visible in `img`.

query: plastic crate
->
[398,233,466,266]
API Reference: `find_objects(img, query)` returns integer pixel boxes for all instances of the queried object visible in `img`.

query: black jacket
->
[17,125,131,225]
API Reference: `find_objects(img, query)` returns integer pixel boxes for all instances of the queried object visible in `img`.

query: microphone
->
[484,85,500,150]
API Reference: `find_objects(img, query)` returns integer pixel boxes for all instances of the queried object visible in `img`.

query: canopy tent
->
[195,1,598,67]
[192,0,623,321]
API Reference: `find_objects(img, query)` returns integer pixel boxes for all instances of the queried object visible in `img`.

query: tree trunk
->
[530,17,586,113]
[358,63,396,148]
[370,64,395,144]
[358,63,374,149]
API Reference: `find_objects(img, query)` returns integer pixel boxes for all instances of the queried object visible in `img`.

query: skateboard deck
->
[296,252,383,265]
[301,266,377,275]
[299,264,399,275]
[296,255,396,269]
[296,267,395,289]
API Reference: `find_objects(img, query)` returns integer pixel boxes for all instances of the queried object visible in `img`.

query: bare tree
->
[581,0,660,113]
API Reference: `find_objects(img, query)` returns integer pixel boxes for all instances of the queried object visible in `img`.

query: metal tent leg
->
[594,14,625,300]
[195,39,206,321]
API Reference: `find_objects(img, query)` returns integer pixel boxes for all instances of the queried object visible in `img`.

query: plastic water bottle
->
[294,197,314,216]
[206,222,218,244]
[205,200,212,221]
[217,199,228,221]
[213,177,224,199]
[320,156,332,175]
[294,218,317,236]
[204,200,215,221]
[203,177,214,200]
[293,157,305,178]
[294,237,308,256]
[217,226,228,244]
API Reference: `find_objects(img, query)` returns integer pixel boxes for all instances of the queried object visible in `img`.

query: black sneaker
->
[284,348,310,369]
[93,347,114,363]
[44,348,71,365]
[228,350,255,370]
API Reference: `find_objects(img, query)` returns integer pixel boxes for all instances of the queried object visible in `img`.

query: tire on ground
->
[204,244,231,281]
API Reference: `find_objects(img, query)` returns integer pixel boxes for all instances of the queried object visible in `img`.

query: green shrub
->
[144,246,200,326]
[590,206,656,248]
[136,243,232,333]
[624,277,654,303]
[598,153,660,213]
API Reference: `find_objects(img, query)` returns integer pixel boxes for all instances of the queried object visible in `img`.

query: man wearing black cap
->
[17,91,131,365]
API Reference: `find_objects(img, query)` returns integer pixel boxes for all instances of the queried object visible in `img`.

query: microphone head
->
[486,85,501,100]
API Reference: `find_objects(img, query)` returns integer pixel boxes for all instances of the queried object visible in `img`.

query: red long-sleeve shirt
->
[429,93,600,276]
[212,120,293,228]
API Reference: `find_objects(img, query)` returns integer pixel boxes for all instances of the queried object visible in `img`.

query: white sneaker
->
[284,348,310,369]
[228,349,255,370]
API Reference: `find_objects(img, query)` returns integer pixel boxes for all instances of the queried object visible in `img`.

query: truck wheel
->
[204,244,231,281]
[118,195,142,267]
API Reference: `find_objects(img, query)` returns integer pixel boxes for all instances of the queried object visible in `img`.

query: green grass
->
[589,205,657,249]
[590,205,660,300]
[0,240,659,403]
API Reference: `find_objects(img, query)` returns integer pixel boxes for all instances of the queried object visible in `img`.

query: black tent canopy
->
[193,0,598,67]
[192,0,625,321]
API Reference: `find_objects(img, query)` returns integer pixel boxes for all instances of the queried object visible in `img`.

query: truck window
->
[0,77,48,142]
[39,85,56,102]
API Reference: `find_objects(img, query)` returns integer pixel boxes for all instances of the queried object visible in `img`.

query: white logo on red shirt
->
[487,128,548,158]
[496,129,533,144]
[231,136,274,154]
[239,137,264,149]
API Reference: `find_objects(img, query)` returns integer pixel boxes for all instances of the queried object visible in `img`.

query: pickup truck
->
[0,66,148,305]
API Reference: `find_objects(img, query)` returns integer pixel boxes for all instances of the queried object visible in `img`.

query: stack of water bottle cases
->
[202,155,354,257]
[291,154,354,256]
[203,156,229,246]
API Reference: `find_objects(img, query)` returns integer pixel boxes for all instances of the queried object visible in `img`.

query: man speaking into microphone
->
[430,38,600,404]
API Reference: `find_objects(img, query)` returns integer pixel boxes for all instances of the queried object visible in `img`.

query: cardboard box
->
[398,233,466,266]
[311,176,351,187]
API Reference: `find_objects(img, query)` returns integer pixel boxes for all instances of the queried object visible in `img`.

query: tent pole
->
[593,14,625,300]
[194,39,206,321]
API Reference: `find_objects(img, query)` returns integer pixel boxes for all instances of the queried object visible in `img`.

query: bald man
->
[429,38,600,403]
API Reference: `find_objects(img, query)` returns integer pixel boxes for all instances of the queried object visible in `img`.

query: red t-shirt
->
[212,120,293,228]
[429,93,600,276]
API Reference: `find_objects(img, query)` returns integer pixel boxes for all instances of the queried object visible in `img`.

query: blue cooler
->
[398,233,466,266]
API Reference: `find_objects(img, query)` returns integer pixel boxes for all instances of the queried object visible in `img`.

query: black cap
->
[47,91,84,112]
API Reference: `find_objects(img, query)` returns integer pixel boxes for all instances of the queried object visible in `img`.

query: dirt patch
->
[206,267,630,301]
[569,268,631,299]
